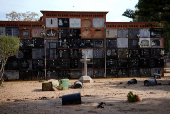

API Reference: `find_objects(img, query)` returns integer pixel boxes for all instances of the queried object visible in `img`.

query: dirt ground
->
[0,77,170,114]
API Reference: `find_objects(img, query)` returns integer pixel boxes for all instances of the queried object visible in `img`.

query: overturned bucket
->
[74,81,83,88]
[62,93,81,105]
[127,79,137,84]
[144,79,157,86]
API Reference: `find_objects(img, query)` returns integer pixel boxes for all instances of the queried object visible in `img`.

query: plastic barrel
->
[127,79,137,84]
[62,93,81,105]
[61,79,69,89]
[74,81,83,88]
[144,79,157,86]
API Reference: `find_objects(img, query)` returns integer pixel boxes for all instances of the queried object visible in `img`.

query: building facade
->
[0,11,164,80]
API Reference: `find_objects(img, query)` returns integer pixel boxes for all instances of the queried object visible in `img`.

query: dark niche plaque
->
[81,39,93,48]
[128,39,139,48]
[94,69,105,78]
[140,49,150,57]
[32,38,44,48]
[93,58,105,68]
[129,29,139,38]
[70,29,81,38]
[129,68,140,77]
[140,68,151,77]
[106,69,117,78]
[20,30,30,37]
[106,59,117,68]
[106,39,117,48]
[118,59,128,68]
[58,18,69,27]
[58,29,69,38]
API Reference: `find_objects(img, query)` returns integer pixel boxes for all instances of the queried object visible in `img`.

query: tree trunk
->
[0,58,7,86]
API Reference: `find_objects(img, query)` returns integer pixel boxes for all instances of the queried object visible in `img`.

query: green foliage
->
[0,35,20,81]
[122,0,170,52]
[0,35,20,59]
[127,91,138,102]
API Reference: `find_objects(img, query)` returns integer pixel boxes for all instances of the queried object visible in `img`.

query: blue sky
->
[0,0,138,22]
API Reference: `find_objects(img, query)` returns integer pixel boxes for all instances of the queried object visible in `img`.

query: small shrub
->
[127,91,138,102]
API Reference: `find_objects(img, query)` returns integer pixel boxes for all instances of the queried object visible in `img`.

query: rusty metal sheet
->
[70,18,81,28]
[46,18,58,27]
[93,18,104,28]
[106,29,117,38]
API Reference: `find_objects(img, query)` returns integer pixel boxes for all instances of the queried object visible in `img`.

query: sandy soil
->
[0,77,170,114]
